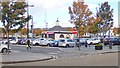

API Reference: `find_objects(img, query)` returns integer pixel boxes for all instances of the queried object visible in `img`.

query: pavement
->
[0,45,120,64]
[61,45,120,54]
[0,50,54,64]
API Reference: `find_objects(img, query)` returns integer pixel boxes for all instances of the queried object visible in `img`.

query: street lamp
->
[75,25,80,51]
[30,16,33,45]
[26,1,34,40]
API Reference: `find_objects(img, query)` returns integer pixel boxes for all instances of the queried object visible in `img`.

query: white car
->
[58,39,76,47]
[0,43,11,53]
[86,38,101,45]
[33,38,50,46]
[80,38,89,44]
[2,39,13,44]
[2,39,9,44]
[32,39,40,46]
[10,40,18,44]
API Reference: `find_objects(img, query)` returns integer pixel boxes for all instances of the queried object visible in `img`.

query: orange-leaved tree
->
[68,0,93,50]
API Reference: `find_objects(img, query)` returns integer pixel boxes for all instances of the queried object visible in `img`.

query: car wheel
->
[35,43,39,46]
[65,44,69,48]
[2,48,8,53]
[5,42,8,44]
[47,43,51,46]
[90,42,93,45]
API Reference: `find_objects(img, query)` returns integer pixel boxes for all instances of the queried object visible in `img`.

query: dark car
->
[104,37,111,45]
[104,37,120,45]
[111,38,120,45]
[17,38,27,45]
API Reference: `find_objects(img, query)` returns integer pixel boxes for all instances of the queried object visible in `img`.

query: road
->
[4,52,119,66]
[10,45,60,54]
[1,44,119,66]
[10,44,119,59]
[10,45,87,58]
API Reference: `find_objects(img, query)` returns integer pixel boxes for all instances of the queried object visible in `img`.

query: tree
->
[68,1,93,50]
[21,28,27,35]
[87,17,101,36]
[113,27,120,36]
[66,27,76,31]
[0,27,3,38]
[1,0,31,53]
[68,1,96,50]
[96,2,114,37]
[33,28,46,37]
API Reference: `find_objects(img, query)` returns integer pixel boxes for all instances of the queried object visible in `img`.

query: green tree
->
[1,0,31,53]
[96,2,114,36]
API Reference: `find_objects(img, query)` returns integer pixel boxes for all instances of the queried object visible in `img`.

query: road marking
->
[49,53,57,55]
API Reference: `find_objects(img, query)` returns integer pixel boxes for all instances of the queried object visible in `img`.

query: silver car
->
[58,39,75,47]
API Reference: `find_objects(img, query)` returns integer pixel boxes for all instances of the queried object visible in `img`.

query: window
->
[67,39,73,42]
[60,40,65,42]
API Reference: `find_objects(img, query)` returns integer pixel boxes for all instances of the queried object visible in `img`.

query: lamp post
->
[26,0,34,40]
[75,25,80,51]
[31,16,33,46]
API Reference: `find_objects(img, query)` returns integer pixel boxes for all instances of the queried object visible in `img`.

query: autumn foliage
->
[69,1,101,35]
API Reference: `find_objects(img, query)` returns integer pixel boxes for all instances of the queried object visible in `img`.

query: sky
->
[0,0,119,28]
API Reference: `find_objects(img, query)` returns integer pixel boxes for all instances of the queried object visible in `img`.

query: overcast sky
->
[0,0,119,28]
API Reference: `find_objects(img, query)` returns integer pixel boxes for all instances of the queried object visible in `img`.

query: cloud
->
[28,0,74,19]
[28,0,73,10]
[87,4,98,9]
[85,0,119,3]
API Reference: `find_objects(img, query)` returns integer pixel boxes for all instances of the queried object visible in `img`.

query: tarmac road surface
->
[4,52,119,66]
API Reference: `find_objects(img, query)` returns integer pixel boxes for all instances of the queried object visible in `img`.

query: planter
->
[95,46,103,50]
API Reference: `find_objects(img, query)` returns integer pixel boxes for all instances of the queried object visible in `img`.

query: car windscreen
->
[59,40,65,42]
[67,39,74,42]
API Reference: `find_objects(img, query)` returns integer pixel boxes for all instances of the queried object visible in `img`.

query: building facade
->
[42,25,77,40]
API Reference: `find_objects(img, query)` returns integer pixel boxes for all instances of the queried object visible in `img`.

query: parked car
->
[0,43,11,53]
[33,38,50,46]
[17,38,32,45]
[80,38,89,45]
[10,40,17,44]
[111,38,120,45]
[10,38,19,44]
[2,39,12,44]
[48,40,59,47]
[103,37,110,45]
[103,37,120,45]
[2,39,8,44]
[17,38,27,45]
[73,38,79,46]
[86,38,101,45]
[32,39,40,46]
[40,38,50,46]
[74,38,89,46]
[58,39,76,47]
